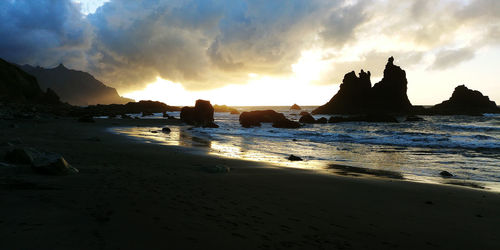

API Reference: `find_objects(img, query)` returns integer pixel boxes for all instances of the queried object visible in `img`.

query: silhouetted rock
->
[299,114,316,123]
[287,155,303,161]
[290,104,301,110]
[180,99,219,128]
[124,100,179,114]
[5,148,77,175]
[5,148,35,164]
[440,171,453,178]
[213,104,239,114]
[161,127,171,133]
[273,119,301,128]
[317,117,328,124]
[313,57,413,115]
[328,115,398,123]
[370,57,413,113]
[76,100,180,117]
[21,64,133,106]
[299,111,310,116]
[429,85,500,115]
[32,154,78,175]
[239,110,287,128]
[313,70,372,114]
[142,111,154,117]
[405,115,425,122]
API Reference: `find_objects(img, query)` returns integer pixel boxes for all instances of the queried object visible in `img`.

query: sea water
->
[112,106,500,191]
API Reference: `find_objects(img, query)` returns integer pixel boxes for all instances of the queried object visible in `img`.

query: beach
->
[1,117,500,249]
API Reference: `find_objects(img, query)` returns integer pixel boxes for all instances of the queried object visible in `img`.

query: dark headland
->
[1,57,500,249]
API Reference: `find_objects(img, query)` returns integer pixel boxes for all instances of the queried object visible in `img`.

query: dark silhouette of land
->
[21,64,132,106]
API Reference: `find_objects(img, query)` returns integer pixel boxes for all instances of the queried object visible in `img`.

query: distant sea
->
[111,106,500,191]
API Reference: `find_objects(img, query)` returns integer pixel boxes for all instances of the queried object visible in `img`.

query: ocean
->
[111,106,500,191]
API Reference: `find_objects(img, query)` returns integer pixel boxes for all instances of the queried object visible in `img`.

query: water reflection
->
[111,125,500,192]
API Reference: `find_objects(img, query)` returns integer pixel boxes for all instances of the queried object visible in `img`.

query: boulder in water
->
[405,115,425,122]
[439,171,453,178]
[239,110,287,128]
[290,104,301,110]
[180,100,219,128]
[316,117,328,124]
[273,119,301,129]
[299,114,316,124]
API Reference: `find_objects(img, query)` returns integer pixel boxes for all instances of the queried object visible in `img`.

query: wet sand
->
[1,117,500,249]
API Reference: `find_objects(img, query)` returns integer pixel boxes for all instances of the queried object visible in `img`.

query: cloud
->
[0,0,92,67]
[430,47,475,70]
[0,0,499,93]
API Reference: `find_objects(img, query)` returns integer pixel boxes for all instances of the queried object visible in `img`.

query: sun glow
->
[123,50,337,106]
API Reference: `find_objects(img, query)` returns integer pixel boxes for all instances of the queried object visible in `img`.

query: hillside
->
[21,64,132,106]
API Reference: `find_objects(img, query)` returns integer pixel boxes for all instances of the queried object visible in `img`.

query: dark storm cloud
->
[0,0,92,67]
[0,0,499,92]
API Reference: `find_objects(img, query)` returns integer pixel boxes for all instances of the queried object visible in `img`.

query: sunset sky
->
[1,0,499,106]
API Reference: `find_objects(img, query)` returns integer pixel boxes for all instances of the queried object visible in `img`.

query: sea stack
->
[180,99,219,128]
[312,57,413,115]
[430,85,500,115]
[290,104,301,110]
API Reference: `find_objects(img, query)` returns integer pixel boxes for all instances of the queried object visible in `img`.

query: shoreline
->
[110,122,500,192]
[1,117,500,249]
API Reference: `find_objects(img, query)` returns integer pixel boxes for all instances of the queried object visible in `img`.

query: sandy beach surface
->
[1,118,499,250]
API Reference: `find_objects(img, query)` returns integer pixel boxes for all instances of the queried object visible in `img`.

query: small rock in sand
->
[439,171,453,177]
[5,148,35,164]
[162,127,171,133]
[32,154,79,175]
[287,155,303,161]
[5,148,78,175]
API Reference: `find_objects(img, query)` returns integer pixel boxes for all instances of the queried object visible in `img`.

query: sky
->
[0,0,499,106]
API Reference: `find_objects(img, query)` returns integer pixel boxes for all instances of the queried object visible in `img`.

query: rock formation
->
[239,110,286,128]
[429,85,499,115]
[73,100,180,117]
[0,58,61,104]
[21,63,133,106]
[239,110,301,128]
[299,113,316,123]
[272,119,301,128]
[313,57,413,115]
[290,104,301,110]
[180,100,219,128]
